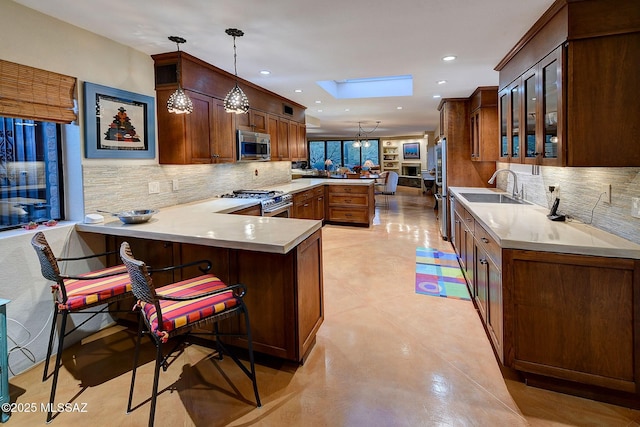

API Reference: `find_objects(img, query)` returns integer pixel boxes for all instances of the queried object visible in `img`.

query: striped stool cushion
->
[141,274,238,340]
[60,264,131,310]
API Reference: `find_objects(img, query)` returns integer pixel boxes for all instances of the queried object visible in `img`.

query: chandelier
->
[223,28,250,114]
[166,36,194,114]
[353,121,381,148]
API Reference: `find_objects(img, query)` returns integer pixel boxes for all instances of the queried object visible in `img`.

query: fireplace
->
[402,164,420,177]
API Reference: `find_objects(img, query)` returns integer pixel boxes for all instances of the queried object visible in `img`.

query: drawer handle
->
[344,199,352,203]
[481,237,489,243]
[345,213,352,217]
[466,218,472,222]
[479,258,488,265]
[303,203,309,207]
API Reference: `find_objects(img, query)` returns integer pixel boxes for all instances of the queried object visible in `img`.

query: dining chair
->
[374,171,390,207]
[119,241,261,427]
[31,231,132,423]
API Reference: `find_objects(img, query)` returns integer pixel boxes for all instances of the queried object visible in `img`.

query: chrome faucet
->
[488,169,521,199]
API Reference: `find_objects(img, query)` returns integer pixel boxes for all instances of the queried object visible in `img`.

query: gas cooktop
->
[220,190,285,199]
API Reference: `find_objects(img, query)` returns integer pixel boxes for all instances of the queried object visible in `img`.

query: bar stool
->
[120,241,261,427]
[31,231,132,423]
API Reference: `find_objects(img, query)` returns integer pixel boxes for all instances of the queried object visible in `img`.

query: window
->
[309,139,379,171]
[0,116,63,230]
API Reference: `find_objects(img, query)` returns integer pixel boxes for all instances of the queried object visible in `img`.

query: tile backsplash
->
[494,162,640,245]
[83,161,292,214]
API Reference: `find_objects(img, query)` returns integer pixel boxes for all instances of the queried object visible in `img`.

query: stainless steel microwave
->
[237,130,271,161]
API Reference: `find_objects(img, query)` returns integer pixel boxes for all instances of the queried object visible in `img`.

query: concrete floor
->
[7,187,640,426]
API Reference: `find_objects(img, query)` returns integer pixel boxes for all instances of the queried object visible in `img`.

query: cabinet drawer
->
[328,207,368,224]
[312,186,324,196]
[328,194,368,206]
[329,185,368,195]
[475,225,501,268]
[293,190,314,202]
[463,209,474,234]
[454,199,466,218]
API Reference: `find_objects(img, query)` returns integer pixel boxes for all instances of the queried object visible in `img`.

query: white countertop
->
[76,179,372,254]
[449,187,640,259]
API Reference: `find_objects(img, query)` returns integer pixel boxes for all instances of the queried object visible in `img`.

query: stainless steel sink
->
[460,193,530,204]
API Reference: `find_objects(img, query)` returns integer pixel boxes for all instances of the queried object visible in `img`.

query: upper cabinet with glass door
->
[494,0,640,167]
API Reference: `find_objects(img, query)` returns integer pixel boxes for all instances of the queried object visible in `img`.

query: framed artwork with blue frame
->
[83,82,156,159]
[403,142,420,159]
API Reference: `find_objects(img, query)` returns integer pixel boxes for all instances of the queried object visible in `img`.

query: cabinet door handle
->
[481,237,489,243]
[466,218,473,222]
[479,258,488,265]
[303,203,309,207]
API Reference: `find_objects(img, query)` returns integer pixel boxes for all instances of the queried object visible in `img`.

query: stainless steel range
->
[221,190,292,217]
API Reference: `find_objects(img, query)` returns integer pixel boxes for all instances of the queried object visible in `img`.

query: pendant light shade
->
[167,87,193,114]
[224,28,250,114]
[224,83,250,114]
[167,36,193,114]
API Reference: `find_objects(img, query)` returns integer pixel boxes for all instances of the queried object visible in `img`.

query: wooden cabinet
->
[498,48,561,165]
[276,118,291,161]
[236,109,268,133]
[313,186,325,221]
[152,51,306,165]
[289,121,299,160]
[292,188,314,219]
[503,249,639,405]
[469,87,498,162]
[297,123,308,161]
[495,0,640,166]
[453,194,640,407]
[154,90,236,165]
[327,184,374,226]
[474,223,502,362]
[105,230,324,364]
[292,186,325,221]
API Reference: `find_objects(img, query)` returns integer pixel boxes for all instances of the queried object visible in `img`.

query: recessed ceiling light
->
[260,70,271,75]
[442,55,457,61]
[295,89,303,93]
[318,109,323,112]
[344,108,350,112]
[433,95,441,99]
[437,80,447,85]
[396,106,403,110]
[315,100,322,104]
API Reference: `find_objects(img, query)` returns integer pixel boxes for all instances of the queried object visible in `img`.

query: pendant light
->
[352,121,380,148]
[166,36,193,114]
[223,28,250,114]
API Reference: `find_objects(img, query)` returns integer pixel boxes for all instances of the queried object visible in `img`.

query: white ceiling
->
[13,0,554,139]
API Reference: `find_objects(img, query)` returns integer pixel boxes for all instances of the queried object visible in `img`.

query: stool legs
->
[46,311,67,423]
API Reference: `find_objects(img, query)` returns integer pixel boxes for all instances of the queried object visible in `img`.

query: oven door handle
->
[263,202,293,217]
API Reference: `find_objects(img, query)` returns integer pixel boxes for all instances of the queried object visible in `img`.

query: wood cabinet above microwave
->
[152,51,306,165]
[494,0,640,167]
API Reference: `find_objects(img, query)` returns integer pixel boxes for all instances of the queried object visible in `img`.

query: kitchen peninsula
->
[76,178,374,363]
[449,187,640,408]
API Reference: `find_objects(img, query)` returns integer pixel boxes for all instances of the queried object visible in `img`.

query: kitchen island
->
[77,192,327,363]
[76,178,375,363]
[449,187,640,408]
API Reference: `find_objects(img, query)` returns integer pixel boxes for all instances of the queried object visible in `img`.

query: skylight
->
[316,75,413,99]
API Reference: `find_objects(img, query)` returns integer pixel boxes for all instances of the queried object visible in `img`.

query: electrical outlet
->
[252,169,259,180]
[172,179,179,191]
[148,181,160,194]
[632,197,640,218]
[602,183,611,204]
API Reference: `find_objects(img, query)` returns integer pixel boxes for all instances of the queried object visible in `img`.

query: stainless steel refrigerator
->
[434,138,448,240]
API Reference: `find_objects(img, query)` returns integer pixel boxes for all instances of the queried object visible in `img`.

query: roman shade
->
[0,59,77,124]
